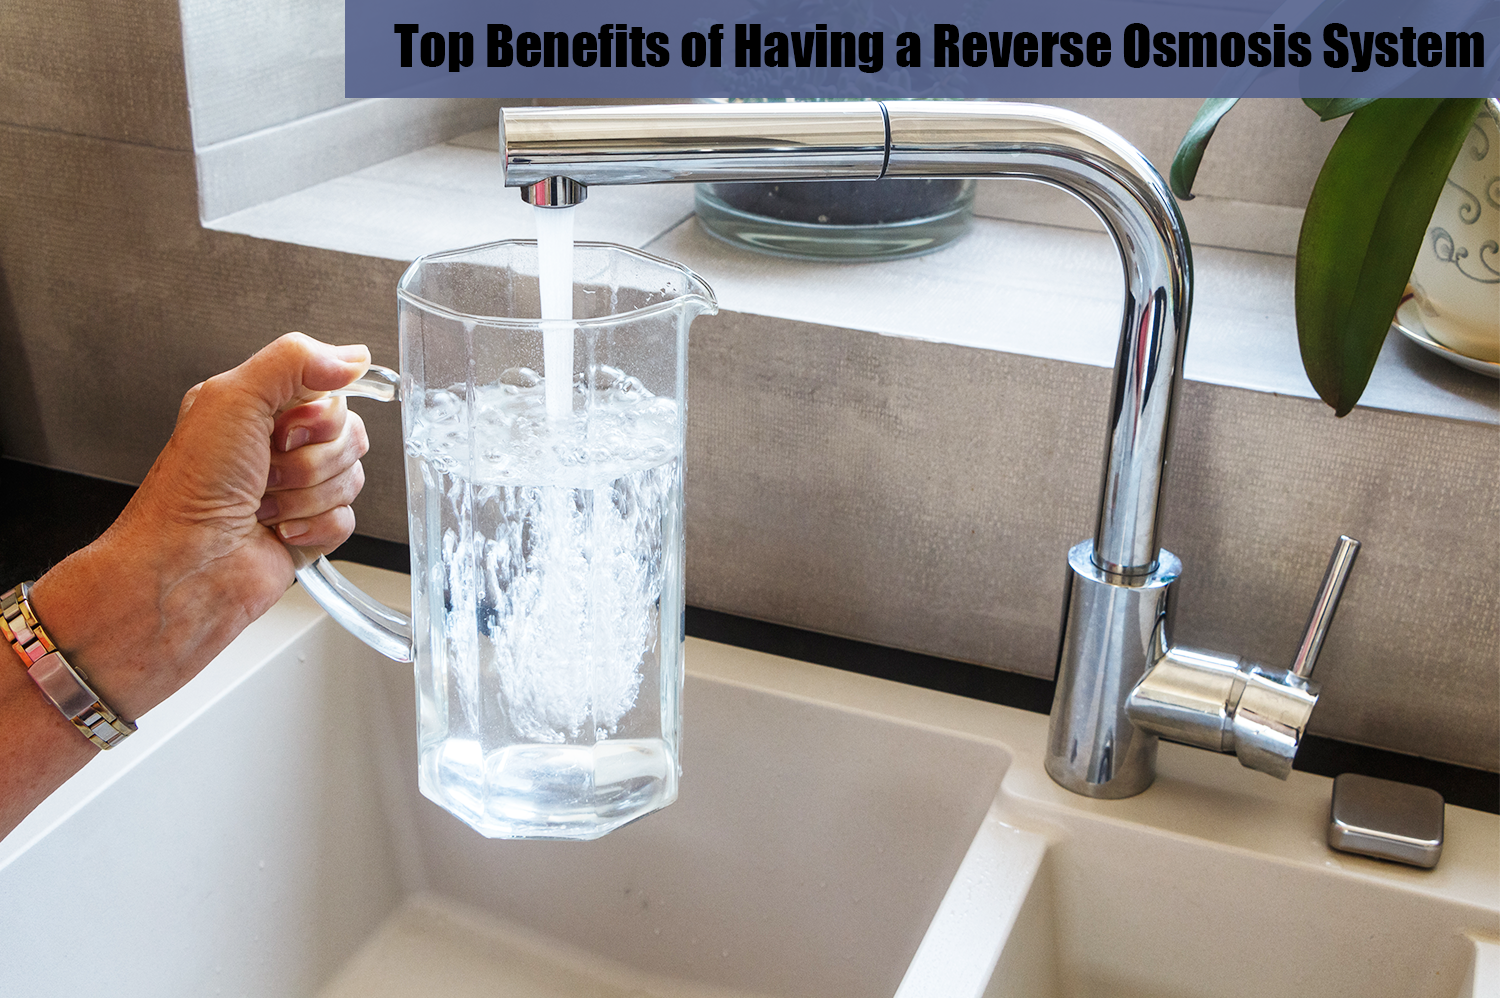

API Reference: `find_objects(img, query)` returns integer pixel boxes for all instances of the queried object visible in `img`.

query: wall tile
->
[196,97,502,220]
[684,311,1499,771]
[1043,98,1342,208]
[0,0,192,149]
[179,0,348,146]
[0,123,406,504]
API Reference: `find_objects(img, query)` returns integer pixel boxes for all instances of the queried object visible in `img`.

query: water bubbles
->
[588,365,626,390]
[553,441,592,468]
[578,366,648,407]
[427,389,464,421]
[408,377,678,489]
[500,366,541,389]
[410,380,681,745]
[612,375,647,399]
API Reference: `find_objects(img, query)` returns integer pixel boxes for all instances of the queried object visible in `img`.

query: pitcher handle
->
[284,364,414,663]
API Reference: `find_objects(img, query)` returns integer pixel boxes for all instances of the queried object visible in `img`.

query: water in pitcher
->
[406,367,684,839]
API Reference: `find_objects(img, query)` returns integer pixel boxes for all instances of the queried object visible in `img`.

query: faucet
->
[499,101,1359,799]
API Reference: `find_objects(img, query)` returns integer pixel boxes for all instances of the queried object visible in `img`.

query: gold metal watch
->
[1,582,136,749]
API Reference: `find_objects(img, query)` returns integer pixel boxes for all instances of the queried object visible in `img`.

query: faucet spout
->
[504,101,1191,575]
[501,101,1196,798]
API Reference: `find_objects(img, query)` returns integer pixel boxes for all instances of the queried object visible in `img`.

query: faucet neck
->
[503,101,1192,575]
[880,103,1191,576]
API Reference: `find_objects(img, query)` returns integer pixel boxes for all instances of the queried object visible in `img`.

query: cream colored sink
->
[902,725,1499,998]
[2,564,1494,998]
[0,565,1006,998]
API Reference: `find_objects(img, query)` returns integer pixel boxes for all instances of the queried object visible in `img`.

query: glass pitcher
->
[291,240,717,840]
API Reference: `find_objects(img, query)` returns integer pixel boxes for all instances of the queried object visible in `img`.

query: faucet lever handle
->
[1230,535,1359,780]
[1126,535,1363,781]
[1290,536,1361,679]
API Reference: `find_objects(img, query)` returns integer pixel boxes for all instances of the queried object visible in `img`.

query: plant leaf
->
[1301,97,1380,122]
[1169,98,1239,200]
[1295,98,1485,416]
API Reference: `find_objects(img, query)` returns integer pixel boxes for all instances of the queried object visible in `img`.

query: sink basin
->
[897,699,1500,997]
[0,565,1006,997]
[905,749,1499,998]
[3,564,1495,997]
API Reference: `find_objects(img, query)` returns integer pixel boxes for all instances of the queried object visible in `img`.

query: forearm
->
[0,649,95,841]
[0,522,262,841]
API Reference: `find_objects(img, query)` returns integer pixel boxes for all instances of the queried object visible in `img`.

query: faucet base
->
[1046,542,1181,799]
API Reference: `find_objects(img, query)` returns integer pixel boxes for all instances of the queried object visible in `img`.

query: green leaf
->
[1169,98,1239,200]
[1301,98,1380,122]
[1295,98,1485,416]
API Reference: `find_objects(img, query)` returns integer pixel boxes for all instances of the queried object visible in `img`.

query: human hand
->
[1,334,374,838]
[28,333,372,720]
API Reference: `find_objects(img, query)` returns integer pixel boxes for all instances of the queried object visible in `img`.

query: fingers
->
[270,396,360,457]
[257,460,366,540]
[258,393,370,552]
[265,409,369,493]
[269,504,358,553]
[216,332,372,419]
[149,333,373,558]
[162,334,372,484]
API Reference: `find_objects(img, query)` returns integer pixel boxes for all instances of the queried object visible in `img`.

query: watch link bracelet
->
[1,582,136,749]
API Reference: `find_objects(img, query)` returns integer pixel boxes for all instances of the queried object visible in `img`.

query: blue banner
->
[347,0,1499,98]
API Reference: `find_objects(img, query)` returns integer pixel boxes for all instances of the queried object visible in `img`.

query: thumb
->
[223,332,372,417]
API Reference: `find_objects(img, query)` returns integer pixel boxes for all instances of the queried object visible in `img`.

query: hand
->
[2,333,373,838]
[29,332,372,720]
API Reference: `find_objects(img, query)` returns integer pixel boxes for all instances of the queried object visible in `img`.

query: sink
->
[899,708,1500,998]
[2,564,1495,997]
[0,565,1007,998]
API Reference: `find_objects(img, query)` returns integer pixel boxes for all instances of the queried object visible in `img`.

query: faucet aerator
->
[522,176,588,208]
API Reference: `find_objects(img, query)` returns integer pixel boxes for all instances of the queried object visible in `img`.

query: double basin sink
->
[2,564,1494,997]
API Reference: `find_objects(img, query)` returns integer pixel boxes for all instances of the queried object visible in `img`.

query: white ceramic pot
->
[1409,99,1500,363]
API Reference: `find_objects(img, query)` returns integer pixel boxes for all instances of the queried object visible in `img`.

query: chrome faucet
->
[499,101,1359,798]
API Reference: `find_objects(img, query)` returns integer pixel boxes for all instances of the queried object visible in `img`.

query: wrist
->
[1,582,137,748]
[25,533,162,722]
[25,512,262,722]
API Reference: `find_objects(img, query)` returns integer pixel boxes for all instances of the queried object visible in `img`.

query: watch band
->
[1,582,136,749]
